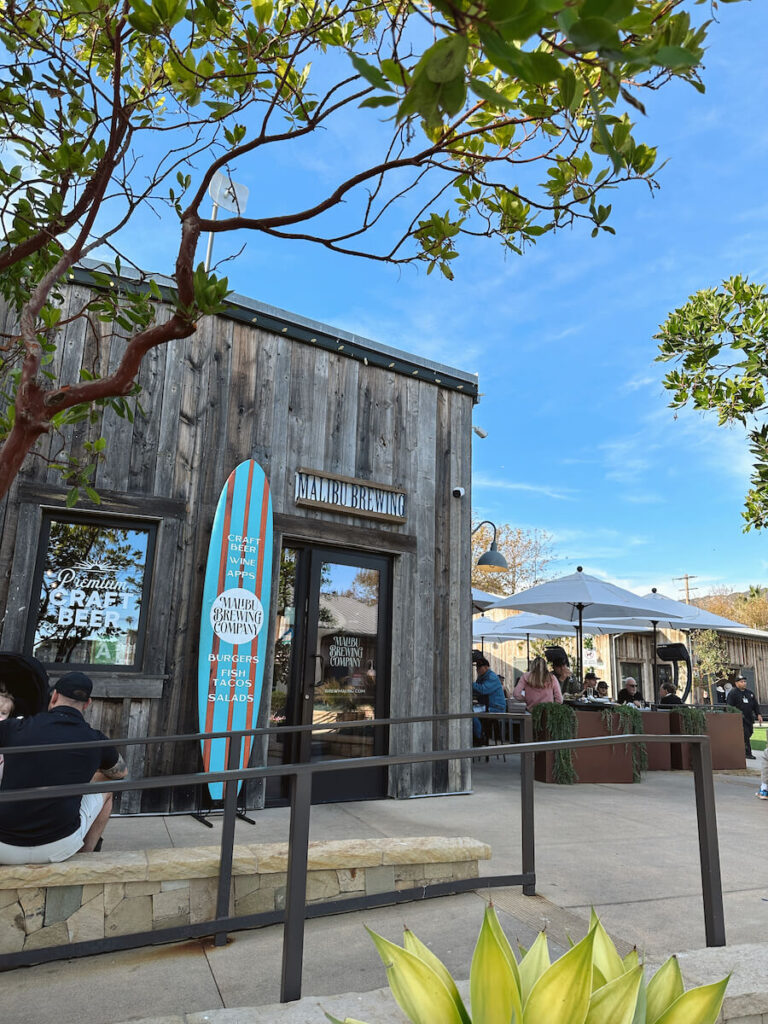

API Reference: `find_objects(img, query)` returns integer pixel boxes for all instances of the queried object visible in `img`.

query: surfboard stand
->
[189,785,256,828]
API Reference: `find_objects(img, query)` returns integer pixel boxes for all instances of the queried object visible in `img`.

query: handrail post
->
[281,770,312,1002]
[214,732,242,947]
[520,714,535,895]
[690,737,726,947]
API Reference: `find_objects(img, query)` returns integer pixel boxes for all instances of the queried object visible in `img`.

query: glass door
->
[266,545,391,805]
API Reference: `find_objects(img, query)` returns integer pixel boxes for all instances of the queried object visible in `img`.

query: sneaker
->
[747,754,757,760]
[758,787,768,800]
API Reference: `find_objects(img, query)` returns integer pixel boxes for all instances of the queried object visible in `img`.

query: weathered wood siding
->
[0,286,474,809]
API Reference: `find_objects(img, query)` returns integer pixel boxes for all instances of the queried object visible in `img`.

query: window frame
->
[23,509,159,673]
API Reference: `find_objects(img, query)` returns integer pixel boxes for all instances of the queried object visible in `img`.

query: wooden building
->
[0,269,477,811]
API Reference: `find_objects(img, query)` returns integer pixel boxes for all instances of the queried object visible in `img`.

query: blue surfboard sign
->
[198,459,273,800]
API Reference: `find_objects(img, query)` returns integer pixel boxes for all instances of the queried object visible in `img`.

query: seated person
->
[551,654,581,697]
[472,657,506,743]
[595,680,610,699]
[617,677,644,707]
[583,670,599,695]
[512,656,563,710]
[659,681,684,706]
[0,672,127,864]
[0,686,14,783]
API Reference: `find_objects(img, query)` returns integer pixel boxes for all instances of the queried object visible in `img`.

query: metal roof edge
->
[69,263,478,399]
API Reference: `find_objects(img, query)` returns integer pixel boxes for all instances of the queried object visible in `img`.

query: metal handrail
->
[0,713,725,1002]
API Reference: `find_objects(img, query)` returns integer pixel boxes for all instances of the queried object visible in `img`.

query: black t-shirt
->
[617,688,643,705]
[0,706,119,846]
[659,693,683,706]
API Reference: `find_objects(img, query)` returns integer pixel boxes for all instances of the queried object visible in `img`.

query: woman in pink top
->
[513,656,563,709]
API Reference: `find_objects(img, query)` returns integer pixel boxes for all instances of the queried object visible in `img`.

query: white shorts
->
[0,792,107,864]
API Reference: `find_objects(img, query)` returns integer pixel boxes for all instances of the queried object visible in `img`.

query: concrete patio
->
[2,756,767,1023]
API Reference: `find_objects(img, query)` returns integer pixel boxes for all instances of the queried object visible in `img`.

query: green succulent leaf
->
[524,927,594,1023]
[646,956,685,1024]
[586,965,643,1024]
[403,926,471,1024]
[366,927,463,1024]
[654,976,730,1024]
[589,908,625,984]
[518,929,551,1004]
[470,904,523,1024]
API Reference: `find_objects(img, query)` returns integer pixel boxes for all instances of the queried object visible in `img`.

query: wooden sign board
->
[294,468,407,523]
[198,459,273,800]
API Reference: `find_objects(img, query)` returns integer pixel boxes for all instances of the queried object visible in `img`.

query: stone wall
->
[0,836,490,955]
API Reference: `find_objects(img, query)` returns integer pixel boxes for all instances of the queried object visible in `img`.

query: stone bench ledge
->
[0,835,491,889]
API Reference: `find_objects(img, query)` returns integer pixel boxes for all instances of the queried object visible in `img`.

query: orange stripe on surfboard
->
[226,461,256,737]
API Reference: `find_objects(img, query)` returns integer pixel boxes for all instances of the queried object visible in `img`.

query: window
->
[25,513,157,670]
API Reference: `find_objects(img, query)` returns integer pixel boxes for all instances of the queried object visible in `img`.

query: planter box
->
[669,710,744,770]
[643,711,672,772]
[534,709,635,784]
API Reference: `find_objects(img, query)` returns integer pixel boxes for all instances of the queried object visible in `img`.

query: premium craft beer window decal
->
[29,515,156,668]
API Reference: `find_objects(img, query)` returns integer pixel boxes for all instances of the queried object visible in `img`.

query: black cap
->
[55,671,93,702]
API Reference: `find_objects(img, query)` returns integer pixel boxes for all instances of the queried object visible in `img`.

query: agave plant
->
[325,906,728,1024]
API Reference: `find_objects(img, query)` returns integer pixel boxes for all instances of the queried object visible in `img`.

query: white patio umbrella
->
[584,590,749,699]
[489,567,685,682]
[472,587,502,613]
[473,613,579,658]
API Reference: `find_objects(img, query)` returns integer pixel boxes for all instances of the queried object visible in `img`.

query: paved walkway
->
[3,758,767,1024]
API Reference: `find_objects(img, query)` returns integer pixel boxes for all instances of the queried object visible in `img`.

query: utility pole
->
[673,574,698,604]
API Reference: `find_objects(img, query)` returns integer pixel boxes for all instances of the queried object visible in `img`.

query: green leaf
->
[654,46,698,69]
[469,78,515,110]
[403,927,471,1024]
[359,95,398,108]
[654,977,729,1024]
[66,486,79,508]
[524,928,595,1023]
[348,53,392,92]
[424,36,468,85]
[581,0,634,20]
[585,965,643,1024]
[646,957,684,1024]
[588,909,624,984]
[518,929,550,1004]
[568,17,622,51]
[367,928,463,1024]
[470,905,523,1024]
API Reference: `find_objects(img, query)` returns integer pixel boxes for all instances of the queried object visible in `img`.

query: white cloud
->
[473,473,576,502]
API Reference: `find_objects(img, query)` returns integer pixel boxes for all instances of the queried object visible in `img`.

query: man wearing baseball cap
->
[0,671,127,863]
[726,673,763,761]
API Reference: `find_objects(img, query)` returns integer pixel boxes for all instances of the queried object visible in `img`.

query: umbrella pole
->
[526,633,530,666]
[577,604,584,683]
[651,620,658,701]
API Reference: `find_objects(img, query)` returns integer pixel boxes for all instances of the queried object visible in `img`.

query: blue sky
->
[125,1,765,598]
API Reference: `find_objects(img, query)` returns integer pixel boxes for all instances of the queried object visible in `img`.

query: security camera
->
[472,425,488,439]
[452,486,465,498]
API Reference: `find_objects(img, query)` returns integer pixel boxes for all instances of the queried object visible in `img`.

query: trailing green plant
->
[677,705,708,735]
[530,702,577,785]
[602,705,648,783]
[326,905,729,1024]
